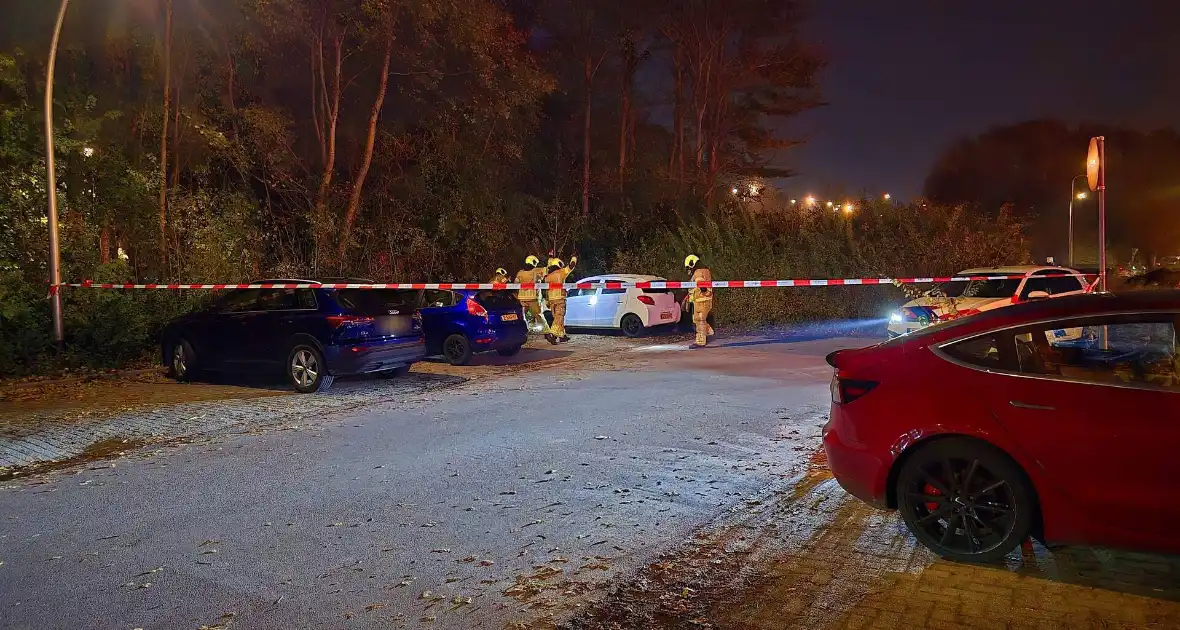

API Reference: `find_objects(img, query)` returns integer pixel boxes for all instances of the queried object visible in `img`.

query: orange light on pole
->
[1087,137,1106,292]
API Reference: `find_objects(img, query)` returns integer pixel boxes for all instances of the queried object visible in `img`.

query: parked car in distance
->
[1123,268,1180,289]
[825,290,1180,562]
[887,266,1088,338]
[419,289,528,365]
[1156,255,1180,271]
[161,280,426,393]
[549,274,682,337]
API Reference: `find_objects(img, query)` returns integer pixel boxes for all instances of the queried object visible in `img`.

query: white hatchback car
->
[554,274,682,337]
[887,266,1090,338]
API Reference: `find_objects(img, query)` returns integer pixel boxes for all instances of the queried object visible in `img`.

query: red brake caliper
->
[924,483,941,512]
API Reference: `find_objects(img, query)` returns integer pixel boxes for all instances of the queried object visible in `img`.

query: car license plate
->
[501,313,519,322]
[660,312,673,320]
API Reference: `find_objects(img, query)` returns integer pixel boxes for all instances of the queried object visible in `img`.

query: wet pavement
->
[2,329,1179,629]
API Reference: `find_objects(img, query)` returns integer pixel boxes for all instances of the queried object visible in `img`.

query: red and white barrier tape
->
[55,273,1092,291]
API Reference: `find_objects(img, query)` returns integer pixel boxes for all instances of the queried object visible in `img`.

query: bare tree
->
[158,0,173,270]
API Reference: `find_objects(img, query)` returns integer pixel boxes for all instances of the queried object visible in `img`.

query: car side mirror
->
[1026,290,1050,300]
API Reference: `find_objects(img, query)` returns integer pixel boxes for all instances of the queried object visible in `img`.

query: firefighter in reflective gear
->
[684,254,714,348]
[515,255,549,334]
[490,267,510,284]
[543,255,577,344]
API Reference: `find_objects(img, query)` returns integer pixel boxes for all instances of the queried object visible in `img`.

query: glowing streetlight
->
[826,201,833,208]
[806,196,817,206]
[82,146,94,158]
[732,187,739,194]
[1076,192,1088,200]
[883,193,891,201]
[749,184,759,195]
[790,199,797,204]
[843,203,855,214]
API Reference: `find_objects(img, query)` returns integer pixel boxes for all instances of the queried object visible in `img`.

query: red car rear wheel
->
[896,438,1036,563]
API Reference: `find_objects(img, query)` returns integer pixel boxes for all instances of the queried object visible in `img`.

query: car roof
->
[579,274,665,282]
[251,277,378,285]
[955,265,1079,276]
[901,290,1180,345]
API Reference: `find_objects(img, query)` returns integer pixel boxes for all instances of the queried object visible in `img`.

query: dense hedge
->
[1,200,1030,378]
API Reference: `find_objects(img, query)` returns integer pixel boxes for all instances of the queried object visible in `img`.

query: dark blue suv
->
[161,279,426,393]
[419,289,528,365]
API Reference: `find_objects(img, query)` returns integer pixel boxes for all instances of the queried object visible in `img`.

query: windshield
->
[928,277,1022,299]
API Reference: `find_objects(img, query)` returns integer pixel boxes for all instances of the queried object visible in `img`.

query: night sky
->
[788,0,1180,201]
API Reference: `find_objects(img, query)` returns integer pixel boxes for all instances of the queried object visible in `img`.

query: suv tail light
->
[326,314,375,329]
[830,370,878,404]
[637,295,655,305]
[465,297,489,320]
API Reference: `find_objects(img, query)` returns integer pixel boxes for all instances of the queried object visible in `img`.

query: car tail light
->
[637,295,655,305]
[830,370,878,404]
[465,297,488,320]
[326,314,375,329]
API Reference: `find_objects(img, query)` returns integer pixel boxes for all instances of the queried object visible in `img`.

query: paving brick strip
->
[0,335,648,473]
[0,373,464,470]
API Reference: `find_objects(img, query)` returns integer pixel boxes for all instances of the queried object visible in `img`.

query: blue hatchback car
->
[161,279,426,393]
[419,289,528,365]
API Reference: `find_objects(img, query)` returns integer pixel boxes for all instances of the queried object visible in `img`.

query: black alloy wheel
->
[896,438,1034,563]
[620,313,644,338]
[443,334,473,366]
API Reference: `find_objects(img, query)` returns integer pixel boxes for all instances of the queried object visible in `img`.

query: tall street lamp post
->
[45,0,70,348]
[1068,174,1087,267]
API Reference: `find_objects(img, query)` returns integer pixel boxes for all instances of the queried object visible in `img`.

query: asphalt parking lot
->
[2,329,1178,629]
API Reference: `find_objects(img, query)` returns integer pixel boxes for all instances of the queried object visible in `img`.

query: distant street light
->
[826,201,833,208]
[790,199,797,204]
[843,204,855,213]
[1068,174,1087,266]
[883,193,891,201]
[806,196,817,206]
[731,187,739,194]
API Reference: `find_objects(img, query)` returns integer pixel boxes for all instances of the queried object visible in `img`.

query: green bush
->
[0,262,210,378]
[613,200,1031,327]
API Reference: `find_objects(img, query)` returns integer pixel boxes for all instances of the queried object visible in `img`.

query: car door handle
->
[1009,400,1056,411]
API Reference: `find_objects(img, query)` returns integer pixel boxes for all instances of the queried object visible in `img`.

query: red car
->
[823,290,1180,562]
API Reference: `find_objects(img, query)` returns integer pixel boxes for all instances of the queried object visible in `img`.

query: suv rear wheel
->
[287,344,333,393]
[168,339,198,382]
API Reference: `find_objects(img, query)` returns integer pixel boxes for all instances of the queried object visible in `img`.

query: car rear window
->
[932,278,1022,299]
[336,289,418,314]
[475,290,519,310]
